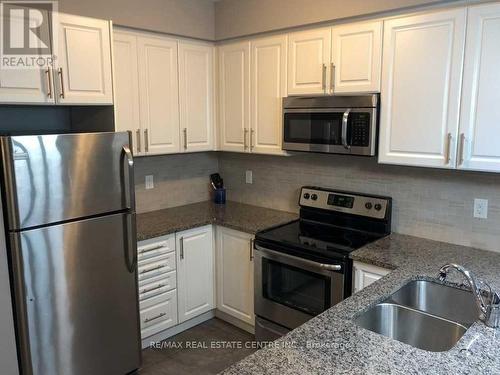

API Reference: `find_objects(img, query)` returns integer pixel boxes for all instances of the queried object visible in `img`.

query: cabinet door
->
[138,36,180,155]
[458,3,500,172]
[250,35,287,155]
[176,225,215,323]
[331,21,382,93]
[216,227,254,326]
[218,42,250,152]
[0,9,54,104]
[179,41,214,152]
[55,13,113,104]
[353,262,390,293]
[113,31,142,155]
[379,9,466,168]
[287,28,331,95]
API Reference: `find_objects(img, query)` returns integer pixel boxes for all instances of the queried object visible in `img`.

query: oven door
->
[254,245,345,330]
[283,108,376,155]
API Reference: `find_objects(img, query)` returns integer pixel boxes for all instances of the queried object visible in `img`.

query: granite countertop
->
[224,233,500,375]
[136,201,298,241]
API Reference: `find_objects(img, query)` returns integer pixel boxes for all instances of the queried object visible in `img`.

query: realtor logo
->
[0,0,57,69]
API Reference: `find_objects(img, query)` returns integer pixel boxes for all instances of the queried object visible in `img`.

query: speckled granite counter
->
[223,233,500,375]
[136,201,298,241]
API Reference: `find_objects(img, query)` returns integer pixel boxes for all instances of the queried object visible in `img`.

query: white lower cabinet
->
[215,227,254,326]
[137,235,178,338]
[353,261,390,293]
[176,225,215,323]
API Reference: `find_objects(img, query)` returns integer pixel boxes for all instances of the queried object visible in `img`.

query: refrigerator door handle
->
[122,145,135,210]
[124,213,138,274]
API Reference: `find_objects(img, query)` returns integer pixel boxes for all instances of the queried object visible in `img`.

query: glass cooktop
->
[255,219,384,259]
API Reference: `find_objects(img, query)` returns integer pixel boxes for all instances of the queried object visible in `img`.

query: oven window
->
[284,112,343,145]
[262,258,331,316]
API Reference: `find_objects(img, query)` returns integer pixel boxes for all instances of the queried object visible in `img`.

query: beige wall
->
[134,152,219,213]
[58,0,215,40]
[218,152,500,253]
[215,0,461,39]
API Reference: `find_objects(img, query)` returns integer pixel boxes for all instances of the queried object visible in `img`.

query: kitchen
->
[1,0,500,374]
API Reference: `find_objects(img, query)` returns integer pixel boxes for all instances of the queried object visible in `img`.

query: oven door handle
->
[341,108,351,150]
[255,245,342,272]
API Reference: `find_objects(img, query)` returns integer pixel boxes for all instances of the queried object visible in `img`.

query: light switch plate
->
[474,198,488,219]
[145,175,154,190]
[245,170,253,184]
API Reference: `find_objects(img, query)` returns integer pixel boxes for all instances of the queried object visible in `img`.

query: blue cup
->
[214,188,226,204]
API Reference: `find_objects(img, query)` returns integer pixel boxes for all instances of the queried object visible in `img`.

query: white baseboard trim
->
[215,310,255,335]
[141,310,215,349]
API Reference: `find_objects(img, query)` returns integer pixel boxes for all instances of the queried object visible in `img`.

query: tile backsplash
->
[218,152,500,253]
[134,152,218,213]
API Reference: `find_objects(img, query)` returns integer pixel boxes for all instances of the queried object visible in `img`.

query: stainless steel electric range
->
[254,186,392,341]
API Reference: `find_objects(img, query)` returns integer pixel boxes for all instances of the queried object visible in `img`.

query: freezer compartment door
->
[1,132,135,230]
[10,213,140,375]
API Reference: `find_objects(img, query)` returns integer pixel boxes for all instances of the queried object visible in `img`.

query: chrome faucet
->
[439,263,500,328]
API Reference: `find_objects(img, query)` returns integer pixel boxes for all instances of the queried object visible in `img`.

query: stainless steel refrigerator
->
[0,132,141,375]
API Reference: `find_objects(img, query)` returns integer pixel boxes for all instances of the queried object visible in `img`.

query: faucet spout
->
[438,263,499,328]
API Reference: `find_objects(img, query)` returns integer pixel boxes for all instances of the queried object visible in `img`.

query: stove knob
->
[311,194,318,201]
[374,203,383,211]
[365,202,373,210]
[303,193,310,200]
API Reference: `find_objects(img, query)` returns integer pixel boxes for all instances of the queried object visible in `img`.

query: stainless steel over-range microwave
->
[282,94,379,156]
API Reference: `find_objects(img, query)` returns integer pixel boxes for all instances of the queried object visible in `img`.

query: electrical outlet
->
[245,170,253,184]
[474,198,488,219]
[145,175,154,190]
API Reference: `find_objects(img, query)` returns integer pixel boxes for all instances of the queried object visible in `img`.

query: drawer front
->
[138,235,175,263]
[138,253,176,281]
[139,271,177,304]
[140,290,177,337]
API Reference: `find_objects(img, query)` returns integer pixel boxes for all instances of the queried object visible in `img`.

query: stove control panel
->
[300,187,390,219]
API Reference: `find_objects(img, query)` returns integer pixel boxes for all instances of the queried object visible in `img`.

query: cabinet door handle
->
[136,129,141,153]
[144,312,166,324]
[445,133,452,165]
[243,128,248,150]
[45,69,52,98]
[183,128,188,150]
[331,63,335,93]
[138,243,167,255]
[144,129,149,153]
[250,129,255,151]
[180,237,184,260]
[140,283,165,295]
[57,67,65,99]
[249,238,254,261]
[459,133,466,166]
[322,64,327,92]
[139,264,165,274]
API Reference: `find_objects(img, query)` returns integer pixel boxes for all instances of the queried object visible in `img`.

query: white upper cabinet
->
[218,42,250,152]
[0,8,54,104]
[331,21,382,93]
[459,3,500,172]
[250,35,287,155]
[113,31,141,155]
[55,13,113,104]
[176,226,215,323]
[138,36,180,155]
[287,28,331,95]
[178,41,215,152]
[378,9,466,168]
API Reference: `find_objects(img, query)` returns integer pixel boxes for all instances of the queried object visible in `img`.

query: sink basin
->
[354,280,479,352]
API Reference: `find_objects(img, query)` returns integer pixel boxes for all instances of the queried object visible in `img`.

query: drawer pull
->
[144,312,166,324]
[140,284,165,295]
[139,264,166,274]
[139,244,167,255]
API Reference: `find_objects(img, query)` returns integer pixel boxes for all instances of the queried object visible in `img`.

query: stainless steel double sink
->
[354,280,479,352]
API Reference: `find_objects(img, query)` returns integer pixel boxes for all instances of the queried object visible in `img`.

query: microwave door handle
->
[342,109,351,150]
